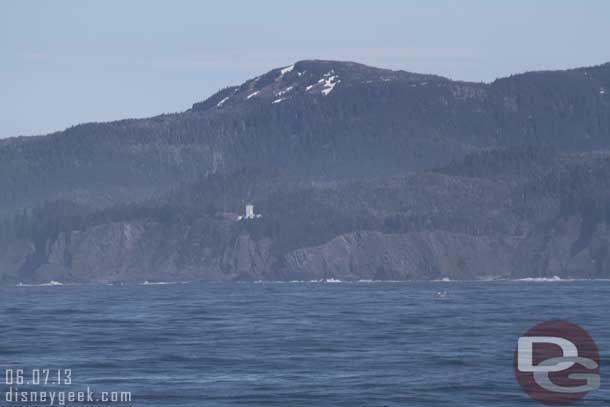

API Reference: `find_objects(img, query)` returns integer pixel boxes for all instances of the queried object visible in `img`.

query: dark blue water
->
[1,281,609,406]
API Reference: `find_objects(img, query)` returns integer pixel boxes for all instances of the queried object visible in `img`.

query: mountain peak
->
[191,60,444,112]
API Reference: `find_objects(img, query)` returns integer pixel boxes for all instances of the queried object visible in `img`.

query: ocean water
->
[1,281,609,406]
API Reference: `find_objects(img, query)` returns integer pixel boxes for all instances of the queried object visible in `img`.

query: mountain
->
[1,60,609,218]
[1,60,610,284]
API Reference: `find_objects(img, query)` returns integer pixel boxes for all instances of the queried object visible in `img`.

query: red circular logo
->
[514,320,600,405]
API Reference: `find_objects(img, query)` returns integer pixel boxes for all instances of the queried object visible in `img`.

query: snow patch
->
[216,96,229,107]
[306,84,315,91]
[601,89,607,95]
[321,84,336,95]
[280,64,294,75]
[272,98,285,104]
[320,75,340,96]
[247,91,260,99]
[277,86,293,96]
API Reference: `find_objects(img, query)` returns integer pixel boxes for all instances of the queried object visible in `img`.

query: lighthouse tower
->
[237,204,261,221]
[245,204,254,219]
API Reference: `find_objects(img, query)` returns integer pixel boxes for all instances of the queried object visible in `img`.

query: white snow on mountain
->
[320,74,340,96]
[277,86,294,97]
[280,64,295,75]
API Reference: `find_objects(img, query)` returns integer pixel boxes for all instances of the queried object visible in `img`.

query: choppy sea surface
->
[1,281,609,406]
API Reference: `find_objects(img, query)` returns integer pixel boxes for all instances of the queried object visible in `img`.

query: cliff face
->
[10,221,276,284]
[279,231,515,281]
[3,212,609,284]
[0,240,35,285]
[514,215,610,279]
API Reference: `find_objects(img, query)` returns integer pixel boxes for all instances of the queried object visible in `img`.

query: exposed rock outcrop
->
[280,231,514,281]
[0,240,35,285]
[3,212,609,284]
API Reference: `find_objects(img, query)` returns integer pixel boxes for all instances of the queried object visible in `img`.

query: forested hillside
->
[1,60,609,218]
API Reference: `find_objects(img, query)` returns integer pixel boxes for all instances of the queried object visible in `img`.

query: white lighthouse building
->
[245,204,255,219]
[237,204,262,221]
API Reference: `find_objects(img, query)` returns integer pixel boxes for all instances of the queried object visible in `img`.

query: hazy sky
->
[2,0,609,138]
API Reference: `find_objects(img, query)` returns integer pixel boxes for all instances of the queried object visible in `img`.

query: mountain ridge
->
[4,59,609,142]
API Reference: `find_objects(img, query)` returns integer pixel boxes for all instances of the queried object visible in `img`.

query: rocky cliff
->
[2,209,609,284]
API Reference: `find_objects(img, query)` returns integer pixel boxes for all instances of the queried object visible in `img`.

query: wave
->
[511,277,610,282]
[514,276,573,282]
[16,280,64,287]
[251,277,610,284]
[254,279,413,284]
[13,277,610,287]
[254,279,345,284]
[356,279,412,283]
[514,276,566,282]
[140,281,186,286]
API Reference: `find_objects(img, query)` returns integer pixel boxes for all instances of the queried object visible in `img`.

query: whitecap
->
[514,276,573,282]
[16,280,64,287]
